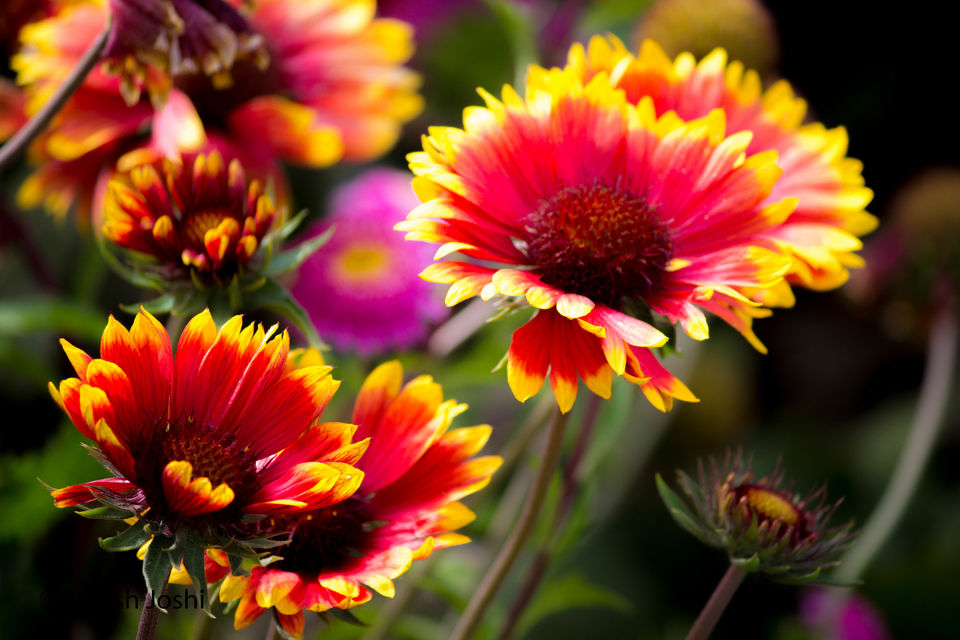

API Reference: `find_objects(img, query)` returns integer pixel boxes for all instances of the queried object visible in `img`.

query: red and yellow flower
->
[102,0,270,104]
[657,452,855,582]
[557,36,875,305]
[102,149,279,279]
[191,361,501,637]
[400,61,800,412]
[0,79,26,142]
[12,0,422,223]
[49,308,367,535]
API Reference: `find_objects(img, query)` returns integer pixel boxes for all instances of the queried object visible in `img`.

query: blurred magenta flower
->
[801,589,893,640]
[291,168,447,355]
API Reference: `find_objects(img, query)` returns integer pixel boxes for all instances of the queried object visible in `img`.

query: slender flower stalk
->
[0,18,111,174]
[136,576,169,640]
[828,292,957,593]
[685,564,747,640]
[499,394,603,639]
[659,452,856,640]
[450,407,570,640]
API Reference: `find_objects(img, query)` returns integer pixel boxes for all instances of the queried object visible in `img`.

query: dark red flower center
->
[136,417,260,520]
[734,484,810,539]
[523,183,672,308]
[272,499,374,576]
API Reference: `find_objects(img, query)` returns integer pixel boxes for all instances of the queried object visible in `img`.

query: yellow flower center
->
[182,209,231,248]
[741,485,801,526]
[332,244,391,284]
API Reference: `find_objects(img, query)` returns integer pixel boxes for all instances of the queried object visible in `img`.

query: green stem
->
[450,406,570,640]
[685,564,747,640]
[491,393,555,488]
[832,298,957,583]
[136,576,169,640]
[0,18,112,174]
[498,394,603,640]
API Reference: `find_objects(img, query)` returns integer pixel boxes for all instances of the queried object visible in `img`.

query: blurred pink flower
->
[291,168,447,355]
[800,589,893,640]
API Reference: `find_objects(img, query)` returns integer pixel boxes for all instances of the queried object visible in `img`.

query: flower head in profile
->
[199,361,502,638]
[656,453,855,583]
[102,150,280,282]
[103,0,270,104]
[400,60,799,413]
[559,35,875,306]
[47,309,368,594]
[12,0,422,224]
[291,168,447,356]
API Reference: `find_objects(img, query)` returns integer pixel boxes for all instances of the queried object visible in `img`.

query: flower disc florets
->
[46,309,369,603]
[191,361,503,638]
[524,183,673,308]
[103,150,280,284]
[657,453,856,584]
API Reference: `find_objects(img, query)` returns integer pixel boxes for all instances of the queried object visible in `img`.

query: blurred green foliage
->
[1,1,958,639]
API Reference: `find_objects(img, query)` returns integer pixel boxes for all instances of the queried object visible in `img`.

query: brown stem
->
[265,619,281,640]
[449,406,570,640]
[685,564,747,640]
[498,394,603,639]
[136,576,169,640]
[0,18,112,174]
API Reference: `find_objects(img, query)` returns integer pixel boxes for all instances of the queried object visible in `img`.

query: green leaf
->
[76,505,134,520]
[228,552,251,577]
[516,573,632,637]
[269,208,310,243]
[120,293,178,315]
[100,522,151,552]
[731,553,761,572]
[323,608,369,627]
[180,532,212,615]
[143,534,174,609]
[119,287,207,318]
[96,235,167,291]
[0,297,105,340]
[0,423,107,543]
[655,473,712,542]
[242,535,293,550]
[241,279,326,349]
[261,224,335,278]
